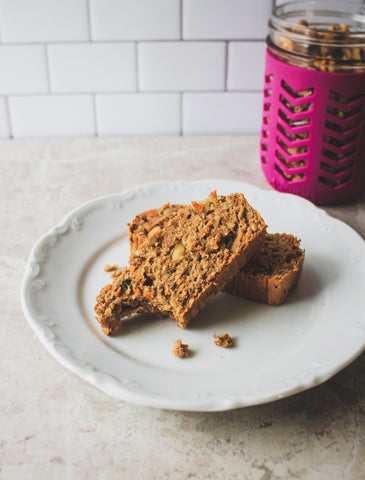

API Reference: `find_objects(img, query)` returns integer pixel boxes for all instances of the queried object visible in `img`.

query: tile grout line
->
[3,89,263,98]
[135,42,140,92]
[0,39,267,46]
[180,0,183,40]
[44,44,52,93]
[180,93,183,135]
[224,41,229,91]
[86,0,92,41]
[92,94,98,137]
[4,96,14,138]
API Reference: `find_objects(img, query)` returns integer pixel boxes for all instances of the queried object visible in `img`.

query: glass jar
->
[260,0,365,204]
[269,0,365,73]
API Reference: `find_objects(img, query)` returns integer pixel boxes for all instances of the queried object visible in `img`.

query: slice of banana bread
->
[129,205,304,306]
[224,233,305,305]
[95,192,266,335]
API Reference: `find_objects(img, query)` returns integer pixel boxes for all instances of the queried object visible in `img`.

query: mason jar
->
[260,0,365,204]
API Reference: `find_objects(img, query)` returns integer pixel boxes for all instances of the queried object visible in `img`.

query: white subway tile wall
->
[0,45,48,94]
[89,0,181,41]
[227,42,267,91]
[96,93,180,136]
[183,0,272,39]
[0,0,272,138]
[9,95,95,138]
[138,42,226,91]
[0,0,89,43]
[48,43,137,93]
[183,92,263,135]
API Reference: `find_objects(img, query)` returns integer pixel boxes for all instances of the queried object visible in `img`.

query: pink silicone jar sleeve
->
[260,50,365,205]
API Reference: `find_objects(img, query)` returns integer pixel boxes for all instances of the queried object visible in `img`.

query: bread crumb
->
[213,332,233,348]
[104,264,119,272]
[172,339,190,358]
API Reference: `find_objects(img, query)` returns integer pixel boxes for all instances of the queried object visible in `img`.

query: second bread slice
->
[224,233,305,305]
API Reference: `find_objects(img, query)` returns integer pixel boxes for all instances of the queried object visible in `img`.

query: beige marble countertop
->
[1,136,364,480]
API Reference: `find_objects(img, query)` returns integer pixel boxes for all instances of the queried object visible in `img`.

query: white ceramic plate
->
[21,180,365,411]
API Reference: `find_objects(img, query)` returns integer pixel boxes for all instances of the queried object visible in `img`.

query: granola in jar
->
[268,1,365,74]
[266,1,365,154]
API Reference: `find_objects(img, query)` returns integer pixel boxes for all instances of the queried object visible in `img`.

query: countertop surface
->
[1,136,364,480]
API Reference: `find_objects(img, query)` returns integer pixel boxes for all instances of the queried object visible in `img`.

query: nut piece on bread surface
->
[224,233,305,305]
[95,192,266,335]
